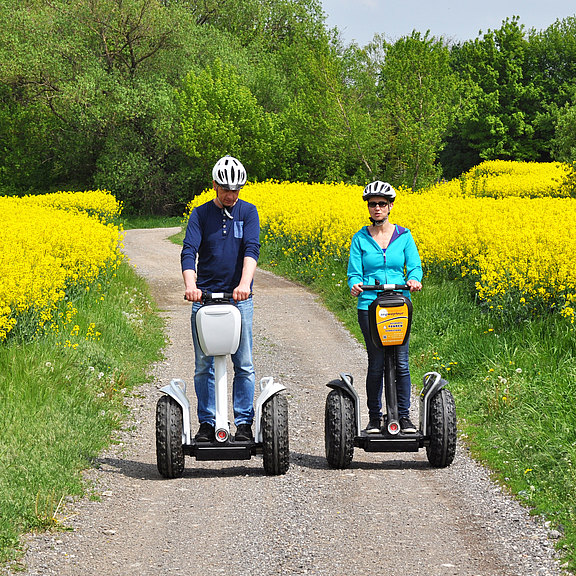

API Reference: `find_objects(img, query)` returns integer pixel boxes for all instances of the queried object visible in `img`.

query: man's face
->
[214,182,240,208]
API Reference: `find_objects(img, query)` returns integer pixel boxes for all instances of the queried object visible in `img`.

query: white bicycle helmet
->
[212,156,247,191]
[362,180,396,201]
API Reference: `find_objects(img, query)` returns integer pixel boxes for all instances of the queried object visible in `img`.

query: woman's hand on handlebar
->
[407,279,422,292]
[350,283,363,297]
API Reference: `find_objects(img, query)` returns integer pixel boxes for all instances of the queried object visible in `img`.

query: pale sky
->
[320,0,576,46]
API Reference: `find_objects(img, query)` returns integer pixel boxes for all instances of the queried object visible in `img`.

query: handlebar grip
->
[202,291,235,301]
[362,283,410,291]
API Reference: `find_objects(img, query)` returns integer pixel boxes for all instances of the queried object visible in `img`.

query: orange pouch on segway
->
[368,293,412,348]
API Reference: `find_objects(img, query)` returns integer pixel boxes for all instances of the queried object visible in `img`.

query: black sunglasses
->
[367,201,390,208]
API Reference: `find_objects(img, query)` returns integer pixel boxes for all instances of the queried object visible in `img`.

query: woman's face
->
[367,196,392,219]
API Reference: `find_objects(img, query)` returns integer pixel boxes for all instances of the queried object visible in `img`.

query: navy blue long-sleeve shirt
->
[181,199,260,292]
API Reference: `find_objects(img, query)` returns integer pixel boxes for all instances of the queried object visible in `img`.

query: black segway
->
[324,283,456,469]
[156,292,289,477]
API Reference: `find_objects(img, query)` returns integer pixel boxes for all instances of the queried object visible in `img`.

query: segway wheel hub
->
[387,421,400,435]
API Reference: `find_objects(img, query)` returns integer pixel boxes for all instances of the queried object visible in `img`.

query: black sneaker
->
[400,417,417,433]
[195,422,215,442]
[365,418,381,434]
[235,423,253,441]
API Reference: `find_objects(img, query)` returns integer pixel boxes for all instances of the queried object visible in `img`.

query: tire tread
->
[426,388,457,468]
[325,387,355,469]
[262,393,290,475]
[156,395,185,478]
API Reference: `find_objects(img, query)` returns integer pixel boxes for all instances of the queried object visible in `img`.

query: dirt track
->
[13,227,565,576]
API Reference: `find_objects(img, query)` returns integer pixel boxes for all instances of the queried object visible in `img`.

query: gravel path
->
[10,227,568,576]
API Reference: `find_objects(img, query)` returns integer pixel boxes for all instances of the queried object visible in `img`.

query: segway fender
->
[254,377,286,443]
[159,379,192,445]
[327,373,362,437]
[419,371,448,436]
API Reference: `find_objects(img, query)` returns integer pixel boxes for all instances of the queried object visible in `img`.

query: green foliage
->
[526,15,576,162]
[377,31,462,189]
[0,0,201,209]
[553,102,576,163]
[92,77,190,214]
[3,2,576,209]
[280,38,388,184]
[0,262,165,565]
[446,18,544,171]
[177,59,282,188]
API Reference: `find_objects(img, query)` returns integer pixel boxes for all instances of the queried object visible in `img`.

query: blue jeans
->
[358,309,412,420]
[191,298,255,426]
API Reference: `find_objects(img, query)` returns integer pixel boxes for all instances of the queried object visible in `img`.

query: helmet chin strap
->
[214,194,236,218]
[370,216,388,226]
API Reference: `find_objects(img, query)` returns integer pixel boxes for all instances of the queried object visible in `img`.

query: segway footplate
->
[185,442,255,461]
[356,432,424,452]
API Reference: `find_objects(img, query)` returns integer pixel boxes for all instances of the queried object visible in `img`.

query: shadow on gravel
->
[291,451,432,471]
[95,452,433,482]
[95,456,274,480]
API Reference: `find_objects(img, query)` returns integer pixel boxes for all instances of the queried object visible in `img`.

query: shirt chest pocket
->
[234,221,244,239]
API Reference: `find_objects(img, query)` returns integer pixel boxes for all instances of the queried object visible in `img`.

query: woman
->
[347,181,423,434]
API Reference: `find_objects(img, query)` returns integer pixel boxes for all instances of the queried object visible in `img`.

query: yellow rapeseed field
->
[0,191,123,341]
[186,162,576,323]
[431,160,573,199]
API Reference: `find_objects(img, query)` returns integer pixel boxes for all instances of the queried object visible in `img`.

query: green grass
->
[259,236,576,572]
[121,215,183,230]
[0,263,165,565]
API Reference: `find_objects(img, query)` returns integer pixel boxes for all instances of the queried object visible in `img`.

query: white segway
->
[156,292,289,477]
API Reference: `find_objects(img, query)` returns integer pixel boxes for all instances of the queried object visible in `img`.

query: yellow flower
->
[0,191,122,341]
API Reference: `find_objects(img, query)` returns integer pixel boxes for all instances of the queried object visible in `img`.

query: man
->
[181,156,260,442]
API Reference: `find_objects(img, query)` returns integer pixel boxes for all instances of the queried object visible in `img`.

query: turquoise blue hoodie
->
[347,224,423,310]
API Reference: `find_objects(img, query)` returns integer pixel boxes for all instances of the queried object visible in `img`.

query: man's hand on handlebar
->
[233,283,252,302]
[184,287,203,302]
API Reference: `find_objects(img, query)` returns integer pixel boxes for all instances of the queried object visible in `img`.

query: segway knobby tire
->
[262,393,290,475]
[426,388,457,468]
[324,387,355,469]
[156,395,185,478]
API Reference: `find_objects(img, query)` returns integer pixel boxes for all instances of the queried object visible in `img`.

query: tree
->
[446,17,542,172]
[377,31,462,190]
[0,0,204,210]
[527,16,576,161]
[177,59,285,190]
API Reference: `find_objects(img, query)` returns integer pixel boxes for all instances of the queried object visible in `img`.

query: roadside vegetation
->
[0,262,165,565]
[0,194,166,565]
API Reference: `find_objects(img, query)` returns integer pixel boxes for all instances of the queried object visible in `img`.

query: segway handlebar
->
[201,291,254,303]
[361,283,410,292]
[202,291,235,303]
